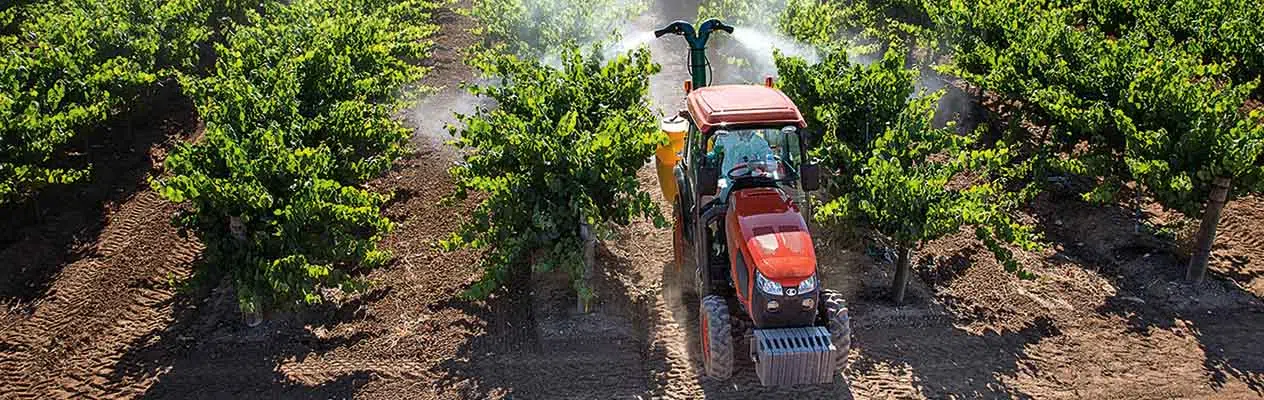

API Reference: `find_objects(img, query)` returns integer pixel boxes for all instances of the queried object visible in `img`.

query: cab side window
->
[686,126,700,170]
[784,128,802,168]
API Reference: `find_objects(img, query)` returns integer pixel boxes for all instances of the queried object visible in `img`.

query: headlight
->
[755,271,782,296]
[756,272,818,296]
[797,274,818,293]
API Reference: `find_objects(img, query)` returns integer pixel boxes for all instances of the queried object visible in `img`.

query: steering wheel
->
[725,155,784,180]
[726,162,752,180]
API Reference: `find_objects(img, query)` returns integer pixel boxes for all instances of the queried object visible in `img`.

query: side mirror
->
[699,166,719,196]
[800,131,817,151]
[800,163,820,192]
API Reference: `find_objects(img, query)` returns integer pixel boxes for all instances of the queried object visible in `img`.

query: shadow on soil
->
[108,279,387,399]
[1216,255,1264,293]
[427,263,541,399]
[849,285,1054,399]
[429,248,653,399]
[810,224,1053,398]
[1033,189,1264,396]
[0,84,197,304]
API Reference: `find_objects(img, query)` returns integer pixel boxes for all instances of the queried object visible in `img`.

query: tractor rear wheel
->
[673,199,699,299]
[699,295,733,378]
[819,289,851,371]
[672,203,684,271]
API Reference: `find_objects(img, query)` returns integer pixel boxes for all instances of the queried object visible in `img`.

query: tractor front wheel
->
[819,289,851,371]
[699,295,733,378]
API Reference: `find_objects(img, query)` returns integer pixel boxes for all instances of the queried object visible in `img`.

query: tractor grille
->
[750,326,837,386]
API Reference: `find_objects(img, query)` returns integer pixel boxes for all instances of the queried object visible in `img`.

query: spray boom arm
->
[654,19,733,88]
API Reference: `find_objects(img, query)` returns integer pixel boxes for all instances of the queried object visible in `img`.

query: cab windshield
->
[708,126,803,186]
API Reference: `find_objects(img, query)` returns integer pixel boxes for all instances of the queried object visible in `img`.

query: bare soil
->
[2,1,1263,399]
[1212,196,1264,296]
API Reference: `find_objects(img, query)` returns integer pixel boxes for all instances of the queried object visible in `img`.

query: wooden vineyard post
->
[231,216,263,327]
[1187,176,1232,283]
[579,222,596,313]
[892,246,913,305]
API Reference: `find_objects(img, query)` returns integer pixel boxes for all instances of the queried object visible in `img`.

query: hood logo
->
[785,288,797,296]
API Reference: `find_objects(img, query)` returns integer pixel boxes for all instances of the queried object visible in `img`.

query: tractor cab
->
[684,84,819,195]
[674,83,821,315]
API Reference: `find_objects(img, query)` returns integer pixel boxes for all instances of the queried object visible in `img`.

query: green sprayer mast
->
[654,19,734,88]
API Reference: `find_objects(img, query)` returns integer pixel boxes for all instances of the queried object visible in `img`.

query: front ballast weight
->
[751,327,838,386]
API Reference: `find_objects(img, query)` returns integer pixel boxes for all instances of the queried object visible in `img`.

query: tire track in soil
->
[1010,322,1220,399]
[279,358,437,383]
[0,190,199,399]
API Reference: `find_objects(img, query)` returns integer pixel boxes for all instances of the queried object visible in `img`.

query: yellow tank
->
[655,116,688,202]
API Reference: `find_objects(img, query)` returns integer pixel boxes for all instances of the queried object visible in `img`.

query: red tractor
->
[668,83,851,386]
[657,18,850,386]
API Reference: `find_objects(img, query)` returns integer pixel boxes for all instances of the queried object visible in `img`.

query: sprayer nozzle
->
[654,21,691,38]
[698,19,734,36]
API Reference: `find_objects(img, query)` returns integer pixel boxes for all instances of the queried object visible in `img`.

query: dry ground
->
[2,0,1262,399]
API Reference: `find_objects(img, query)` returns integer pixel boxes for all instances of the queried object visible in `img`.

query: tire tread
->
[820,289,851,371]
[700,295,733,378]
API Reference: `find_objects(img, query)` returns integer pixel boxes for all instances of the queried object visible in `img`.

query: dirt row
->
[2,0,1262,399]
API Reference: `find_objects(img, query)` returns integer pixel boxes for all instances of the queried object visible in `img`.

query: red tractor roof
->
[686,85,807,134]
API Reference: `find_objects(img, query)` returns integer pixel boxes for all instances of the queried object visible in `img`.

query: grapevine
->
[157,0,437,312]
[444,47,664,301]
[771,0,1264,282]
[0,0,265,205]
[778,46,1040,301]
[466,0,647,59]
[929,0,1264,279]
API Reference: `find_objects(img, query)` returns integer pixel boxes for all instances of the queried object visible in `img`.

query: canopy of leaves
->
[698,0,785,26]
[779,0,938,49]
[157,0,436,312]
[780,47,1040,276]
[1121,53,1264,216]
[444,47,663,300]
[775,47,915,179]
[929,0,1264,216]
[466,0,646,59]
[0,0,251,204]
